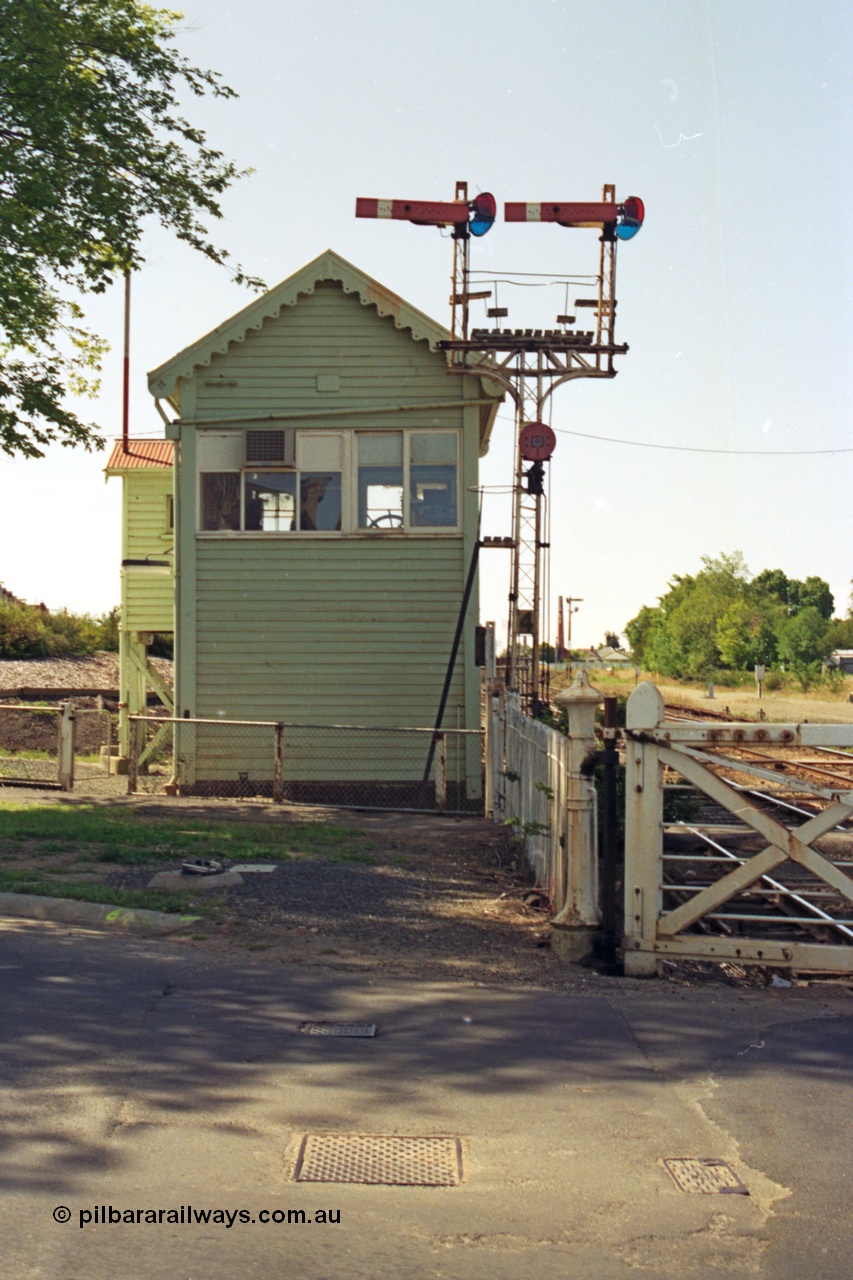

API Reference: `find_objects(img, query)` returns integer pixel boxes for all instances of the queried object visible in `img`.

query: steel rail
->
[713,743,853,789]
[731,781,853,830]
[674,822,853,941]
[664,740,851,804]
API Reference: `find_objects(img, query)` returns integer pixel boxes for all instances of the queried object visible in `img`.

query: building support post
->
[127,717,139,795]
[118,624,131,761]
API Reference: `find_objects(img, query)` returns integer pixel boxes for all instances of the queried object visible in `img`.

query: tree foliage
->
[752,568,834,620]
[625,553,838,678]
[0,0,260,457]
[0,599,119,657]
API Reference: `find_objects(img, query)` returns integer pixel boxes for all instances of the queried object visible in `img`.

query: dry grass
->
[550,667,853,725]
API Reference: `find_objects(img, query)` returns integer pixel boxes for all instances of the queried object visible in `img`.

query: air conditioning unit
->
[244,428,295,466]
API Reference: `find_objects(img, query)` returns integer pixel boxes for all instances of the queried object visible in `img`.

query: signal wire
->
[551,428,853,456]
[494,413,852,455]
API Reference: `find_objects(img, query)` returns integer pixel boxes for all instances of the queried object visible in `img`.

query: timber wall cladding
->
[123,572,172,633]
[124,473,172,556]
[122,473,174,632]
[194,281,461,418]
[194,538,466,727]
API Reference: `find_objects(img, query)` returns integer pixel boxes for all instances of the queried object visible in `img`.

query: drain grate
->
[294,1134,463,1186]
[298,1021,377,1037]
[663,1158,749,1195]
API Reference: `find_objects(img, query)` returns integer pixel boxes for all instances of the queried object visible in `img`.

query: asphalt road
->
[1,917,851,1279]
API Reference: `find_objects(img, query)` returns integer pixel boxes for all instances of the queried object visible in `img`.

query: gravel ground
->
[0,652,173,693]
[90,807,562,987]
[4,789,841,994]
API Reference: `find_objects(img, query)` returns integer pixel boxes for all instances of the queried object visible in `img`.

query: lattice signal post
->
[355,184,643,716]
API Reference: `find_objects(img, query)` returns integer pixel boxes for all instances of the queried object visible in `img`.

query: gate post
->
[434,733,447,811]
[272,723,284,803]
[623,682,665,976]
[551,671,603,960]
[58,702,74,792]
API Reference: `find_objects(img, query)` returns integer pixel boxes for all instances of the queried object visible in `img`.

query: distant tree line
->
[625,553,853,685]
[0,600,120,658]
[0,600,178,660]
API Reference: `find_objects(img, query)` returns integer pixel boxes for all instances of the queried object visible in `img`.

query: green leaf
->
[0,0,264,456]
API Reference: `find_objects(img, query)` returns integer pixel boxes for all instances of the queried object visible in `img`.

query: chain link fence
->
[0,703,63,786]
[128,715,484,812]
[72,708,116,784]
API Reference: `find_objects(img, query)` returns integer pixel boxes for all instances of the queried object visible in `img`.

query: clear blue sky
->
[1,0,850,648]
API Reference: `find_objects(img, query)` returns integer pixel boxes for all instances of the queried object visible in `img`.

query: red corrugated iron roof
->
[105,439,174,471]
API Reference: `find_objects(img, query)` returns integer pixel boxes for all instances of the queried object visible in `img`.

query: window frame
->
[197,427,460,537]
[353,429,460,534]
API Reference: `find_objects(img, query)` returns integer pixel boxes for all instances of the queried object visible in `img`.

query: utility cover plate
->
[663,1158,749,1195]
[294,1135,463,1186]
[298,1022,377,1037]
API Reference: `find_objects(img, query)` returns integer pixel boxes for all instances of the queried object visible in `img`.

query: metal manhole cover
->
[298,1022,377,1037]
[294,1135,463,1186]
[663,1158,749,1195]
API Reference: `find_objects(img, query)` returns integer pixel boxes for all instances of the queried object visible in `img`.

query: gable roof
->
[105,439,174,473]
[147,249,452,401]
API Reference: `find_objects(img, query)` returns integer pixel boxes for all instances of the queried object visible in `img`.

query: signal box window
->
[245,472,297,531]
[199,428,457,535]
[201,473,240,531]
[358,433,404,528]
[300,472,341,531]
[410,433,457,527]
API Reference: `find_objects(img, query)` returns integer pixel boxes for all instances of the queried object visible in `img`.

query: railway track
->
[663,702,853,794]
[656,708,853,953]
[664,702,739,723]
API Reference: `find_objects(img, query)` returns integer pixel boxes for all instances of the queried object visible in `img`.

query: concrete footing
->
[100,746,129,775]
[549,923,598,963]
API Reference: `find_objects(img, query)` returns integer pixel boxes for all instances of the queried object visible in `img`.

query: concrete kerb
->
[0,893,201,936]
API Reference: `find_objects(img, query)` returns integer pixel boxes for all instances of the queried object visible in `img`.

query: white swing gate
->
[623,682,853,976]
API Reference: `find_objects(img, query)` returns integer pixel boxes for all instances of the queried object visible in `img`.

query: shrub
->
[94,607,120,652]
[822,666,845,693]
[43,610,100,657]
[0,603,51,658]
[792,660,822,692]
[0,601,123,659]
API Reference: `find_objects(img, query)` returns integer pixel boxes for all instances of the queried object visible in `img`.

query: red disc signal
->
[519,422,556,461]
